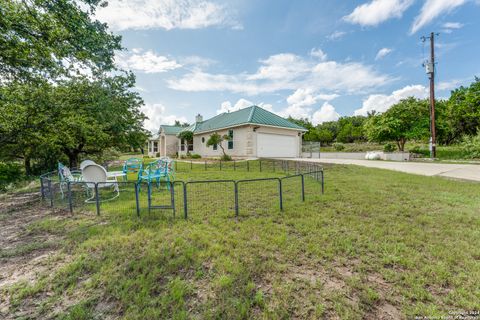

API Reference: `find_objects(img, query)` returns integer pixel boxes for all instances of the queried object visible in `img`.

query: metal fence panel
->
[185,180,235,218]
[236,178,281,217]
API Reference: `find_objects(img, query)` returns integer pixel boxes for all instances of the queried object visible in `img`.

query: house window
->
[153,141,158,152]
[180,138,185,151]
[213,144,217,150]
[228,130,234,149]
[202,137,205,143]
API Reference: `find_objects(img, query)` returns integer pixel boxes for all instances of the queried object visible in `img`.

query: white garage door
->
[257,133,297,158]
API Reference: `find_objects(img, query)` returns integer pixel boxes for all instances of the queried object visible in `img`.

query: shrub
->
[0,162,24,191]
[383,143,396,153]
[191,154,201,159]
[461,133,480,159]
[332,142,345,151]
[221,154,232,161]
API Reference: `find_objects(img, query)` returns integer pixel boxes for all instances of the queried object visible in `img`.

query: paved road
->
[292,158,480,182]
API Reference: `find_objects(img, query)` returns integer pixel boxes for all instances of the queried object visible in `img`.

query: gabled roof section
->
[180,106,306,134]
[160,125,184,135]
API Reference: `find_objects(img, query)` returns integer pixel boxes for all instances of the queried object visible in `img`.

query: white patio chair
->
[80,160,96,170]
[82,164,119,203]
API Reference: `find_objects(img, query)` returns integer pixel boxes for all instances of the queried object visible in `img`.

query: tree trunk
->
[24,155,32,176]
[397,138,406,152]
[68,153,79,169]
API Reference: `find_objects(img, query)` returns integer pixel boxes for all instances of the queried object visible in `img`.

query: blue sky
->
[94,0,480,131]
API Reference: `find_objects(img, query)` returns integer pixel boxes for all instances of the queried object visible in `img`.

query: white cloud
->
[375,48,393,60]
[168,51,390,95]
[327,31,347,40]
[141,103,188,132]
[310,48,328,61]
[344,0,414,26]
[217,99,274,114]
[312,102,340,125]
[354,84,428,116]
[279,88,339,120]
[411,0,466,34]
[95,0,241,31]
[437,79,461,90]
[442,21,464,33]
[180,55,216,68]
[116,50,181,73]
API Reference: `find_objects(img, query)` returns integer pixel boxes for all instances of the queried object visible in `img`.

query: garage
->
[257,133,298,158]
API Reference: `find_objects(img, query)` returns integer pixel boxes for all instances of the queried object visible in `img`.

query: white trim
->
[194,123,307,135]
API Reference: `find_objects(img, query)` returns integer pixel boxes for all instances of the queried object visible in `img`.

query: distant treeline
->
[289,77,480,151]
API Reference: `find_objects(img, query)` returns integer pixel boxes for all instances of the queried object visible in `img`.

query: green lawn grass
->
[3,164,480,319]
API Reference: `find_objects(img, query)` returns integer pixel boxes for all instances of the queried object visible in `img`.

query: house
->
[146,125,183,157]
[177,106,307,158]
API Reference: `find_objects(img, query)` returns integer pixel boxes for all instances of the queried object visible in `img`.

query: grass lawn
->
[1,164,480,319]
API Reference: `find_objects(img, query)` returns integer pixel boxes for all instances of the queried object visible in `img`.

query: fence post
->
[205,161,207,171]
[301,175,305,202]
[48,179,53,207]
[135,183,140,217]
[234,160,236,171]
[40,178,45,200]
[190,160,193,170]
[220,160,222,171]
[259,160,262,172]
[147,182,151,213]
[247,160,249,172]
[234,182,239,217]
[94,183,100,215]
[321,171,325,194]
[183,183,188,219]
[278,179,283,211]
[286,161,289,174]
[175,161,178,171]
[170,182,175,217]
[67,182,73,213]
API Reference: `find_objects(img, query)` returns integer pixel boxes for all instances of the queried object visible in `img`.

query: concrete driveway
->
[293,158,480,182]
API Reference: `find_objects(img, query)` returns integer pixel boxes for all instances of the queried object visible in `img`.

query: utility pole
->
[422,32,437,159]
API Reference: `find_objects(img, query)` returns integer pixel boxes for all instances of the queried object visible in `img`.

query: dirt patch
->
[0,191,71,319]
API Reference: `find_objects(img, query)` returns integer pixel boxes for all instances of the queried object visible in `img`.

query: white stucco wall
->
[193,126,252,158]
[192,125,302,158]
[160,134,179,157]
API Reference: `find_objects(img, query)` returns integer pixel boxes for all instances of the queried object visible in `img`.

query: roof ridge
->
[247,105,256,122]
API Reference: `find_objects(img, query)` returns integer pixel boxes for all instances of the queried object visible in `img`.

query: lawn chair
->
[82,164,119,203]
[137,159,173,191]
[79,160,96,170]
[123,158,143,180]
[58,162,82,198]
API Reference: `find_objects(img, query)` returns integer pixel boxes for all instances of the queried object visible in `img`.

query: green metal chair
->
[57,162,82,198]
[137,159,175,191]
[122,158,143,180]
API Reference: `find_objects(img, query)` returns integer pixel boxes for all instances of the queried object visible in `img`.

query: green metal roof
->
[180,106,306,135]
[160,125,184,135]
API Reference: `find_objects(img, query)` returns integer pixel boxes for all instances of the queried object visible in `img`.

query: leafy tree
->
[365,97,430,151]
[206,132,231,160]
[0,74,148,171]
[50,74,148,167]
[336,116,367,143]
[317,129,334,144]
[287,117,317,141]
[174,120,190,127]
[441,78,480,143]
[0,0,121,81]
[178,131,193,150]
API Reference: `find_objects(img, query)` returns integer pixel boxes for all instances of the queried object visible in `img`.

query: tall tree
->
[0,0,121,81]
[365,98,430,151]
[51,73,148,167]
